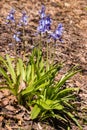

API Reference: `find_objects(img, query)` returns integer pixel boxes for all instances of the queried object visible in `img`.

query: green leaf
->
[14,74,21,95]
[33,65,57,87]
[54,69,79,93]
[39,58,44,72]
[54,88,78,100]
[0,55,8,67]
[45,100,64,110]
[63,100,74,109]
[31,105,41,119]
[21,84,34,95]
[16,60,20,76]
[45,99,53,105]
[26,65,31,83]
[0,67,12,88]
[66,112,82,130]
[0,86,10,90]
[31,64,35,81]
[17,58,25,81]
[37,100,51,110]
[0,86,16,95]
[35,81,50,91]
[61,94,76,101]
[55,114,67,122]
[6,55,16,83]
[52,103,64,110]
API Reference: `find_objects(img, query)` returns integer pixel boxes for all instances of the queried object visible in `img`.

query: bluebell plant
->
[37,5,52,68]
[0,6,82,130]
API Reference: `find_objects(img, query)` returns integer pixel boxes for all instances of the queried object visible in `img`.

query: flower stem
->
[46,41,49,71]
[23,26,26,61]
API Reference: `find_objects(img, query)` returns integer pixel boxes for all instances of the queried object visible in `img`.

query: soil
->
[0,0,87,130]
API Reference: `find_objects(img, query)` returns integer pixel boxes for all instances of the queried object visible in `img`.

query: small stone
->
[6,105,16,111]
[64,2,70,7]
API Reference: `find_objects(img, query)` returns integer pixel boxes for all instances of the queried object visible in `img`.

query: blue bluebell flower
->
[37,16,52,34]
[6,8,15,23]
[55,23,63,37]
[19,11,28,26]
[50,23,63,42]
[39,5,46,18]
[37,19,45,33]
[13,32,21,42]
[45,15,52,31]
[37,5,52,34]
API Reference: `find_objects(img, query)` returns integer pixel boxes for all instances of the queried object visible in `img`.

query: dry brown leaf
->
[0,116,4,122]
[6,125,12,130]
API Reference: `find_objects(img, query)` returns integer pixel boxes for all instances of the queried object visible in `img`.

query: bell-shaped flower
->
[37,19,46,33]
[37,15,52,34]
[19,11,28,26]
[6,8,15,23]
[13,32,21,42]
[45,15,52,31]
[50,23,63,42]
[55,23,63,38]
[39,5,46,18]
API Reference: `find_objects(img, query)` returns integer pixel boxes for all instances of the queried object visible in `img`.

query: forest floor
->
[0,0,87,130]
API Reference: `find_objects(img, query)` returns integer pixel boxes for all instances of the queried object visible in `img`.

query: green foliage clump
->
[0,48,82,129]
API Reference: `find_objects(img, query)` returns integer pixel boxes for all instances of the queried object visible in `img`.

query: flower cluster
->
[37,5,52,34]
[50,23,64,42]
[19,11,28,26]
[6,6,63,43]
[6,8,15,24]
[37,5,63,42]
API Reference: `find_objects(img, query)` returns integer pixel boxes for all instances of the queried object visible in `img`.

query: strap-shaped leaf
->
[0,86,10,90]
[6,55,16,84]
[17,58,26,81]
[14,74,21,95]
[65,111,82,130]
[39,58,44,72]
[54,69,80,94]
[0,67,12,88]
[45,100,63,110]
[33,65,58,87]
[55,114,67,122]
[16,60,20,76]
[52,104,64,110]
[63,101,74,109]
[0,86,15,95]
[35,81,50,91]
[37,100,51,110]
[0,55,8,67]
[31,105,41,119]
[53,88,78,100]
[31,64,35,81]
[26,64,31,83]
[21,84,34,95]
[61,94,76,101]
